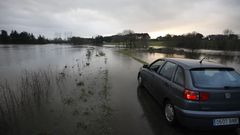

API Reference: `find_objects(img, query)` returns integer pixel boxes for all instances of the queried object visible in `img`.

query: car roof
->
[163,58,229,70]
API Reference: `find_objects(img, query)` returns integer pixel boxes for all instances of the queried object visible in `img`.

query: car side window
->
[149,59,165,72]
[159,62,177,80]
[174,66,185,86]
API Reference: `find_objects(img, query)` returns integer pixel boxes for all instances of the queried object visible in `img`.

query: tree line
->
[0,29,151,47]
[0,30,105,45]
[1,29,239,51]
[156,29,240,51]
[0,29,150,48]
[103,30,150,48]
[0,30,48,44]
[69,29,151,48]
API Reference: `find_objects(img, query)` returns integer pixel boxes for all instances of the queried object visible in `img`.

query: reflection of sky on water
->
[133,50,240,72]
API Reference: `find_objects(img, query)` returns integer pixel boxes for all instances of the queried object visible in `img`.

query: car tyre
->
[164,101,177,126]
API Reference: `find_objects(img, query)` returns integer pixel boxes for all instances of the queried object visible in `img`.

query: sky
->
[0,0,240,39]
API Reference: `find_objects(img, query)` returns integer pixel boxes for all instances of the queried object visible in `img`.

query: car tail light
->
[183,89,208,101]
[183,89,199,101]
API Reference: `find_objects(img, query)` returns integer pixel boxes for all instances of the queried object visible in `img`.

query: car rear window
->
[191,68,240,89]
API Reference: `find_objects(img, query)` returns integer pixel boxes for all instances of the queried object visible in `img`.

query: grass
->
[62,97,74,105]
[104,41,165,47]
[76,81,84,86]
[96,50,106,57]
[0,48,114,135]
[118,49,148,64]
[0,70,53,134]
[0,81,19,134]
[76,121,88,129]
[148,41,165,46]
[98,51,105,56]
[103,42,121,45]
[72,109,79,116]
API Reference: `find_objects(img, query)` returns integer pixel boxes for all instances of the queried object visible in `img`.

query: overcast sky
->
[0,0,240,39]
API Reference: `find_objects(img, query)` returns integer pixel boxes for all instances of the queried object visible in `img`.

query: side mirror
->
[143,64,149,68]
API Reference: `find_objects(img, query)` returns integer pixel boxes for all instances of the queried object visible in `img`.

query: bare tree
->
[121,29,134,35]
[223,29,234,36]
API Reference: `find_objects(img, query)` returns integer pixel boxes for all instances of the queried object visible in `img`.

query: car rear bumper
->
[174,106,240,129]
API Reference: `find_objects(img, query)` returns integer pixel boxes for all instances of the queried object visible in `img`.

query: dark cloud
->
[0,0,239,38]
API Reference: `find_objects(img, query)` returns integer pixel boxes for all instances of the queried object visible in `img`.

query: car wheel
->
[164,101,177,126]
[138,74,143,87]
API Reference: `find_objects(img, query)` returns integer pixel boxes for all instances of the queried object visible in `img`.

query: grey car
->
[138,58,240,129]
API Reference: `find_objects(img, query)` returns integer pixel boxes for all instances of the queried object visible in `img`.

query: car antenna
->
[199,56,207,64]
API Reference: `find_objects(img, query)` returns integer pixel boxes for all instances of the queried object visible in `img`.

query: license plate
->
[213,118,239,126]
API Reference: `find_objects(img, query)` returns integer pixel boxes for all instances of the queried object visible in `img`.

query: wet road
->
[0,44,240,135]
[108,50,240,135]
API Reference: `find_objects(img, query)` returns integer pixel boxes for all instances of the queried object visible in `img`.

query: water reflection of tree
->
[165,53,174,58]
[183,52,201,59]
[208,55,240,65]
[183,52,240,65]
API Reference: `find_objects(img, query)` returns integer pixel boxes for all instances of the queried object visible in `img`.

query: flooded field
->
[0,44,240,135]
[121,48,240,72]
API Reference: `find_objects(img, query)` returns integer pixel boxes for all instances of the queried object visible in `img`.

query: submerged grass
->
[0,47,113,135]
[118,49,148,64]
[0,70,54,134]
[148,41,165,46]
[98,51,106,56]
[76,81,84,86]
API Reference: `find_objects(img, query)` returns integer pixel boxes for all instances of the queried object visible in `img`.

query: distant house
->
[134,33,150,40]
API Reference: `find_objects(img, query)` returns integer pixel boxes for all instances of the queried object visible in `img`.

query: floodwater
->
[130,49,240,72]
[0,44,240,135]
